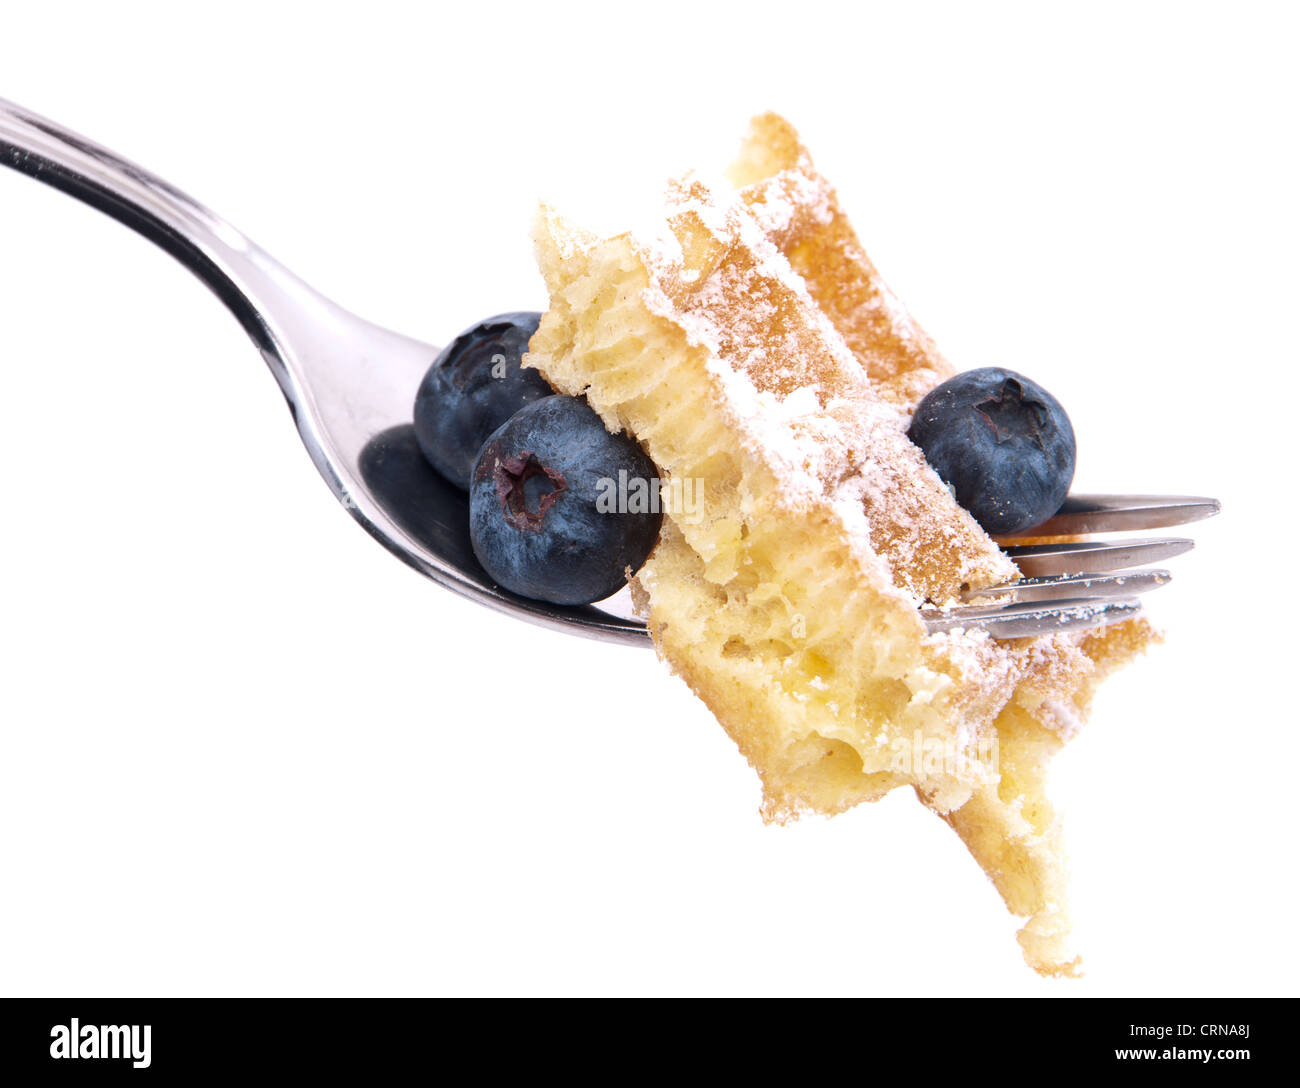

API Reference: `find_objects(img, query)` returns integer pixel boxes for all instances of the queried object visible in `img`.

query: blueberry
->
[413,312,554,489]
[469,397,663,605]
[907,367,1076,535]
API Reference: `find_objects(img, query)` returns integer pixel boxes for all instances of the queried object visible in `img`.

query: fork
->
[0,97,1218,645]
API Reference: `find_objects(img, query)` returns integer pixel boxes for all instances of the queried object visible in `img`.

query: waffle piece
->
[729,112,953,411]
[525,116,1154,976]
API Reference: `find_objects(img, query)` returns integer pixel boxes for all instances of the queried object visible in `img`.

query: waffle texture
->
[526,114,1154,976]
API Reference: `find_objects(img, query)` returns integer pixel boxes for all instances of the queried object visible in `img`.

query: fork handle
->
[0,96,337,400]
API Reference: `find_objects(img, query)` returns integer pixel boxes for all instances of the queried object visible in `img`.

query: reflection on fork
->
[920,493,1219,638]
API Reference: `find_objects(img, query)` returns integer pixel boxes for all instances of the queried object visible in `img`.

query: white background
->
[1,1,1295,996]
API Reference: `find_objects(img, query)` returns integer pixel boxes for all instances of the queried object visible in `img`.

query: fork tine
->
[963,568,1172,604]
[923,597,1143,638]
[995,494,1220,539]
[1005,537,1193,577]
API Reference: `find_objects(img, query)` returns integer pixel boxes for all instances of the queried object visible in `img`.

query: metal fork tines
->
[1003,537,1194,578]
[994,494,1221,538]
[962,568,1171,604]
[931,492,1219,638]
[923,597,1142,638]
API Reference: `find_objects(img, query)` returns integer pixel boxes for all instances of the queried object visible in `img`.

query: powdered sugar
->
[633,166,1016,605]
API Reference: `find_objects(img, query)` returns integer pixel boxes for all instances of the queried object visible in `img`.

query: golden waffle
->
[526,115,1155,976]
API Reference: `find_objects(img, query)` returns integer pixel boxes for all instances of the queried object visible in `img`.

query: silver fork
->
[0,98,1218,646]
[922,494,1219,637]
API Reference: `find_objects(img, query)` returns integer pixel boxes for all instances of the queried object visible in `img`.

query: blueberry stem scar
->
[975,378,1048,449]
[492,449,566,531]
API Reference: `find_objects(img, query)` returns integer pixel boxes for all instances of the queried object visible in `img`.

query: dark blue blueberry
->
[413,312,554,489]
[907,367,1076,535]
[469,397,663,605]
